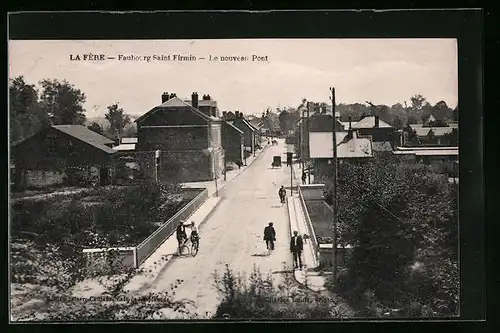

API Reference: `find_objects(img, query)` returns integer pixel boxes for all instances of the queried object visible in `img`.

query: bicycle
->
[178,237,189,256]
[191,238,199,257]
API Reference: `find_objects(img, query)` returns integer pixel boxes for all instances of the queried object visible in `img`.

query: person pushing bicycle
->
[189,221,200,246]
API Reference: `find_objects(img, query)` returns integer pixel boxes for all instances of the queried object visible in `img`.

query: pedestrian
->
[236,160,242,169]
[263,222,276,252]
[302,171,307,185]
[290,230,304,270]
[278,185,286,203]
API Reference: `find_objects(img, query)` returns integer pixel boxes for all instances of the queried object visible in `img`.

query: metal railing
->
[297,186,320,263]
[135,188,208,266]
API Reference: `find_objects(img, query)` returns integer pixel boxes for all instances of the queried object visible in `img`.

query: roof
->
[233,118,257,132]
[352,116,392,129]
[113,143,136,151]
[393,146,458,156]
[135,96,212,123]
[414,127,432,137]
[52,125,116,154]
[121,137,138,144]
[309,131,373,159]
[393,149,458,156]
[372,141,393,152]
[223,121,244,135]
[430,127,456,136]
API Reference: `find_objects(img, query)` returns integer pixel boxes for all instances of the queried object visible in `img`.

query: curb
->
[197,198,223,230]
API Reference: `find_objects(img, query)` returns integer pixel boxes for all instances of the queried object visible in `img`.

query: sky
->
[8,39,457,118]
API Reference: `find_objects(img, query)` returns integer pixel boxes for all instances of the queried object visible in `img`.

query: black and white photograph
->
[8,33,464,321]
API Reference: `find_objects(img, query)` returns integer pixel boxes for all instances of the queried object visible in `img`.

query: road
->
[145,140,295,318]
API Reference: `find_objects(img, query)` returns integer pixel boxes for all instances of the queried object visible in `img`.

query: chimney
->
[222,111,227,119]
[169,93,176,99]
[239,112,243,118]
[191,92,199,109]
[347,116,353,139]
[162,92,169,103]
[235,111,239,118]
[375,115,380,127]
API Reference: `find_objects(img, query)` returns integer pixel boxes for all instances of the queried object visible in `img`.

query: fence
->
[298,186,320,264]
[135,188,208,265]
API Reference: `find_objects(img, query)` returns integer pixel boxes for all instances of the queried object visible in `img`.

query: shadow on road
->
[251,252,271,257]
[271,270,294,274]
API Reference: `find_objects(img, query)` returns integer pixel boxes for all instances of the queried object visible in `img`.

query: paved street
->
[143,139,295,318]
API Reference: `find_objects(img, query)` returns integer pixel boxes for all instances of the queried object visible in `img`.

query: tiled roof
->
[309,131,373,159]
[135,96,212,123]
[224,121,244,135]
[52,125,116,154]
[352,116,392,129]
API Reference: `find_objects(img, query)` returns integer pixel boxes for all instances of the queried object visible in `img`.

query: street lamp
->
[203,147,219,197]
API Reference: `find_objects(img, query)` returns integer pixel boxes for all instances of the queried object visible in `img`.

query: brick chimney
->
[235,111,240,118]
[191,92,199,109]
[375,115,380,127]
[239,112,243,118]
[169,93,176,99]
[161,92,169,103]
[222,111,227,119]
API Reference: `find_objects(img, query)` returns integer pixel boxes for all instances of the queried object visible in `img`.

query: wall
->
[232,119,254,152]
[138,107,207,127]
[159,150,212,182]
[136,188,208,265]
[138,126,209,151]
[83,247,137,276]
[299,184,325,200]
[357,127,395,143]
[221,123,243,163]
[25,170,66,188]
[318,244,352,268]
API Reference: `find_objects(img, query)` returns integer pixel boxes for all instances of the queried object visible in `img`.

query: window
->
[46,136,57,153]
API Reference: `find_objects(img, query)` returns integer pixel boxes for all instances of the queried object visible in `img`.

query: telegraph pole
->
[307,103,311,184]
[329,87,338,282]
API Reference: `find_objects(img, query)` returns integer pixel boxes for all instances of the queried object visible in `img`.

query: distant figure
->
[236,160,243,169]
[278,185,286,203]
[290,231,304,270]
[263,222,276,252]
[302,171,307,185]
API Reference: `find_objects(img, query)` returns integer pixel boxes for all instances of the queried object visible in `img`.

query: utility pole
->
[306,103,311,184]
[329,87,338,283]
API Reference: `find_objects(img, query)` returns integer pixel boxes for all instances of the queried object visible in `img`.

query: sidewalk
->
[124,196,221,293]
[181,143,270,196]
[286,162,327,292]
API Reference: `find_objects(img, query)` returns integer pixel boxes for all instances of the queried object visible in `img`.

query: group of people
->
[176,220,200,254]
[263,222,304,270]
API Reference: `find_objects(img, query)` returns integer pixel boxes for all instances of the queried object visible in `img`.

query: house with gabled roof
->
[134,92,224,182]
[308,126,373,178]
[12,125,117,189]
[223,111,258,153]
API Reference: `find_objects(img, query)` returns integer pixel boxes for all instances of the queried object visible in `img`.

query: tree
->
[39,79,87,125]
[410,94,427,111]
[9,76,50,144]
[87,122,104,135]
[330,156,458,316]
[105,103,131,142]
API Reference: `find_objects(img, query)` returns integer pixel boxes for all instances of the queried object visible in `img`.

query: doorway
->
[99,168,109,186]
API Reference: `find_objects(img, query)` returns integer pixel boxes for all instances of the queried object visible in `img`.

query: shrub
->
[212,263,351,319]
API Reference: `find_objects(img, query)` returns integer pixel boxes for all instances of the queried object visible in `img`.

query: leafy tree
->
[324,156,458,317]
[9,76,49,144]
[87,121,105,135]
[105,103,131,142]
[410,94,427,111]
[39,79,87,125]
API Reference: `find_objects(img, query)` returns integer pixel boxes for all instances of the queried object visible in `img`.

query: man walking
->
[176,220,188,254]
[290,230,304,270]
[302,171,307,185]
[278,185,286,203]
[263,222,276,252]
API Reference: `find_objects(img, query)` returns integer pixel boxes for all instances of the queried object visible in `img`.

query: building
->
[12,125,117,189]
[223,111,258,153]
[113,137,138,152]
[308,127,373,178]
[135,92,224,182]
[402,123,458,146]
[222,121,244,164]
[393,146,458,176]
